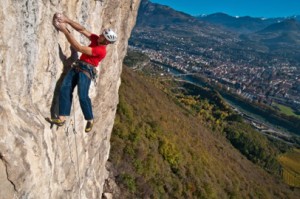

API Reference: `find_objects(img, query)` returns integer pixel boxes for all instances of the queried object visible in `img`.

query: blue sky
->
[151,0,300,18]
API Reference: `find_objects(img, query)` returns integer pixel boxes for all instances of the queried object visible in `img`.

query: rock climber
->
[48,13,117,133]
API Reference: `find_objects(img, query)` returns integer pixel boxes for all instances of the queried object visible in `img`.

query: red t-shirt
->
[80,34,107,67]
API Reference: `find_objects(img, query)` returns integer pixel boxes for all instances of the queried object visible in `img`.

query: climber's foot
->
[45,117,65,126]
[85,120,94,133]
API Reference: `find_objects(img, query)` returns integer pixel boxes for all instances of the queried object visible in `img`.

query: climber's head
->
[98,28,117,45]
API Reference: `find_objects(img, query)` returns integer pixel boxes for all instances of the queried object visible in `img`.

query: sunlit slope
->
[109,67,300,199]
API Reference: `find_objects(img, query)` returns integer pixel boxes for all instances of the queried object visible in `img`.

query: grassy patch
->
[278,149,300,187]
[273,103,300,119]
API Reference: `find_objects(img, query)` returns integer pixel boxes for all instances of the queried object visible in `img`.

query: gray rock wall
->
[0,0,140,198]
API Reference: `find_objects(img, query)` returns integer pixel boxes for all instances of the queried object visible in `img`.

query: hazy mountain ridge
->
[136,0,238,41]
[197,12,300,33]
[197,12,279,33]
[198,13,300,52]
[137,0,199,27]
[241,19,300,54]
[259,18,300,33]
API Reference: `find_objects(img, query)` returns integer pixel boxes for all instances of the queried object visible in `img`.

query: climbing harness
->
[72,60,99,86]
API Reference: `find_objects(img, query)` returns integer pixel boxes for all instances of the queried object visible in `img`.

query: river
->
[159,62,294,136]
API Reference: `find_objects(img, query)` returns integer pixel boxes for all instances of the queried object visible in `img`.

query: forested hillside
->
[108,65,300,198]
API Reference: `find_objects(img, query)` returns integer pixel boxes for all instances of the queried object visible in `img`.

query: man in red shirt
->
[49,13,117,133]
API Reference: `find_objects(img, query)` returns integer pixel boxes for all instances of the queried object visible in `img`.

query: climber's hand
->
[56,22,67,32]
[53,14,61,30]
[56,13,69,23]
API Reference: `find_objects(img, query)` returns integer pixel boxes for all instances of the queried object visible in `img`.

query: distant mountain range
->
[240,18,300,54]
[136,0,200,27]
[131,0,300,64]
[197,11,300,53]
[134,0,238,50]
[197,12,300,33]
[197,13,279,33]
[135,0,233,40]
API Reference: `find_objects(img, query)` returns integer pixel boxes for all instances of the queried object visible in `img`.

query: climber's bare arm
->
[58,23,93,56]
[56,13,92,39]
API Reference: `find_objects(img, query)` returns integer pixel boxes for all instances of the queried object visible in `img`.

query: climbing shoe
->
[45,118,65,126]
[85,121,94,133]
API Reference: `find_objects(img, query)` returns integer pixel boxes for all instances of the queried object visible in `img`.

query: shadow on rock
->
[50,45,78,119]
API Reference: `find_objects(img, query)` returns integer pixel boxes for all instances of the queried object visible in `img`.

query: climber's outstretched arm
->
[57,23,93,56]
[56,13,92,39]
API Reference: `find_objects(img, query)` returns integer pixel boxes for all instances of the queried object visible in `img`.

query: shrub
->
[119,173,137,193]
[158,137,182,171]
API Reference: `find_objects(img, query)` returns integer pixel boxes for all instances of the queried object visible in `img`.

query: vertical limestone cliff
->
[0,0,140,198]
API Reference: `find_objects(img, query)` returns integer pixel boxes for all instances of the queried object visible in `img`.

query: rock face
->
[0,0,140,198]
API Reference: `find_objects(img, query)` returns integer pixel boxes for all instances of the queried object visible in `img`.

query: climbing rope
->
[65,121,75,165]
[61,95,82,199]
[70,102,82,199]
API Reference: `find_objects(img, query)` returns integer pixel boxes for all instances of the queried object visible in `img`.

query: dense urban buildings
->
[129,39,300,110]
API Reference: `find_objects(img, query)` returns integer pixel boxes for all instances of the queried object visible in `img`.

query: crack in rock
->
[0,153,17,192]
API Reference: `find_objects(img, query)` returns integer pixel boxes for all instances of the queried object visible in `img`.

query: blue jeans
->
[59,67,93,120]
